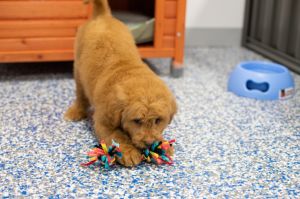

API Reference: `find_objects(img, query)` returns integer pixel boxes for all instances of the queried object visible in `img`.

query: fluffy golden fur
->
[64,0,177,167]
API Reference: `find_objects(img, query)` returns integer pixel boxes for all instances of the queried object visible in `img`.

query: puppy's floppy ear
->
[106,85,127,128]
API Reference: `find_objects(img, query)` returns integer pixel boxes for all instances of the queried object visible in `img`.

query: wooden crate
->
[0,0,186,73]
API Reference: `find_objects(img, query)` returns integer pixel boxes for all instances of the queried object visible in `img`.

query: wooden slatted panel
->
[165,0,177,18]
[0,48,175,63]
[173,0,186,66]
[0,50,74,62]
[161,0,177,49]
[0,19,86,29]
[0,38,74,51]
[0,20,85,38]
[163,19,176,36]
[154,0,165,48]
[0,0,183,63]
[162,36,175,48]
[0,29,77,39]
[0,1,88,19]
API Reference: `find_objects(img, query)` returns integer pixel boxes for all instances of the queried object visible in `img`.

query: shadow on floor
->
[0,58,171,82]
[0,62,73,81]
[0,62,73,76]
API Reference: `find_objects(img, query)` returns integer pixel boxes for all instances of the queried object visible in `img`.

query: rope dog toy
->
[142,139,175,165]
[81,140,122,169]
[81,139,175,169]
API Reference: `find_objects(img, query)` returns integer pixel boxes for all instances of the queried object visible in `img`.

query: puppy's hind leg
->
[64,69,89,121]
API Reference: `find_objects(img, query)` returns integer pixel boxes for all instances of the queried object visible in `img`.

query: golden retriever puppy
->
[64,0,177,167]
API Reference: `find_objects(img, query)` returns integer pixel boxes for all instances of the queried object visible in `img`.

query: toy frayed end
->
[81,140,122,169]
[142,139,175,165]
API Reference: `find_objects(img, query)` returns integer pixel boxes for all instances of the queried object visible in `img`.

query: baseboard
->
[185,28,242,46]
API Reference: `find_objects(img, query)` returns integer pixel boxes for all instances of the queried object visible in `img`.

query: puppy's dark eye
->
[133,119,142,125]
[155,118,162,125]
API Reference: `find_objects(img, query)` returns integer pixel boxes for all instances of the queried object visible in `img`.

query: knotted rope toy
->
[81,139,175,169]
[142,139,175,165]
[81,140,122,169]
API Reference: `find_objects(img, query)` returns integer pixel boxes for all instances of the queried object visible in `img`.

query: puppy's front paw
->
[118,145,142,167]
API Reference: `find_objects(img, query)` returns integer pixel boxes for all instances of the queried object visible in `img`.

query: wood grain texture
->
[0,50,74,63]
[0,47,175,63]
[0,0,186,64]
[0,19,85,38]
[154,0,165,48]
[162,36,175,48]
[0,19,86,29]
[0,38,74,51]
[163,19,176,36]
[165,0,177,18]
[0,1,88,19]
[0,28,78,39]
[172,0,186,68]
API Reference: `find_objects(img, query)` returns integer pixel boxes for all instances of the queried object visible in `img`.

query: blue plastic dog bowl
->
[228,61,295,100]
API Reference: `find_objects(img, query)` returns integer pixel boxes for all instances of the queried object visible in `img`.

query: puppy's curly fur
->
[65,0,177,167]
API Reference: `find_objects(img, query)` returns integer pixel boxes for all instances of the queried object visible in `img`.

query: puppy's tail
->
[83,0,111,18]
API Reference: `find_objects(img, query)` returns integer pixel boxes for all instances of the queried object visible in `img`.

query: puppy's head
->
[121,96,177,149]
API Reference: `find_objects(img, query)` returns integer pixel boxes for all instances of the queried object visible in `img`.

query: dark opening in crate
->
[110,0,155,45]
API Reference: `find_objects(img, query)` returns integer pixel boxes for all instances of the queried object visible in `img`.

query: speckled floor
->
[0,47,299,198]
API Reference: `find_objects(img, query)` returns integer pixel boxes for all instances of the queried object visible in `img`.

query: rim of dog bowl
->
[239,61,287,74]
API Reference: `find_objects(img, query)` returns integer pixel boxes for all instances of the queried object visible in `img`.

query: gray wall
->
[185,28,242,46]
[185,0,245,46]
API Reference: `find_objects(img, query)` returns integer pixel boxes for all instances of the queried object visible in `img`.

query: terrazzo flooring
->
[0,47,299,198]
